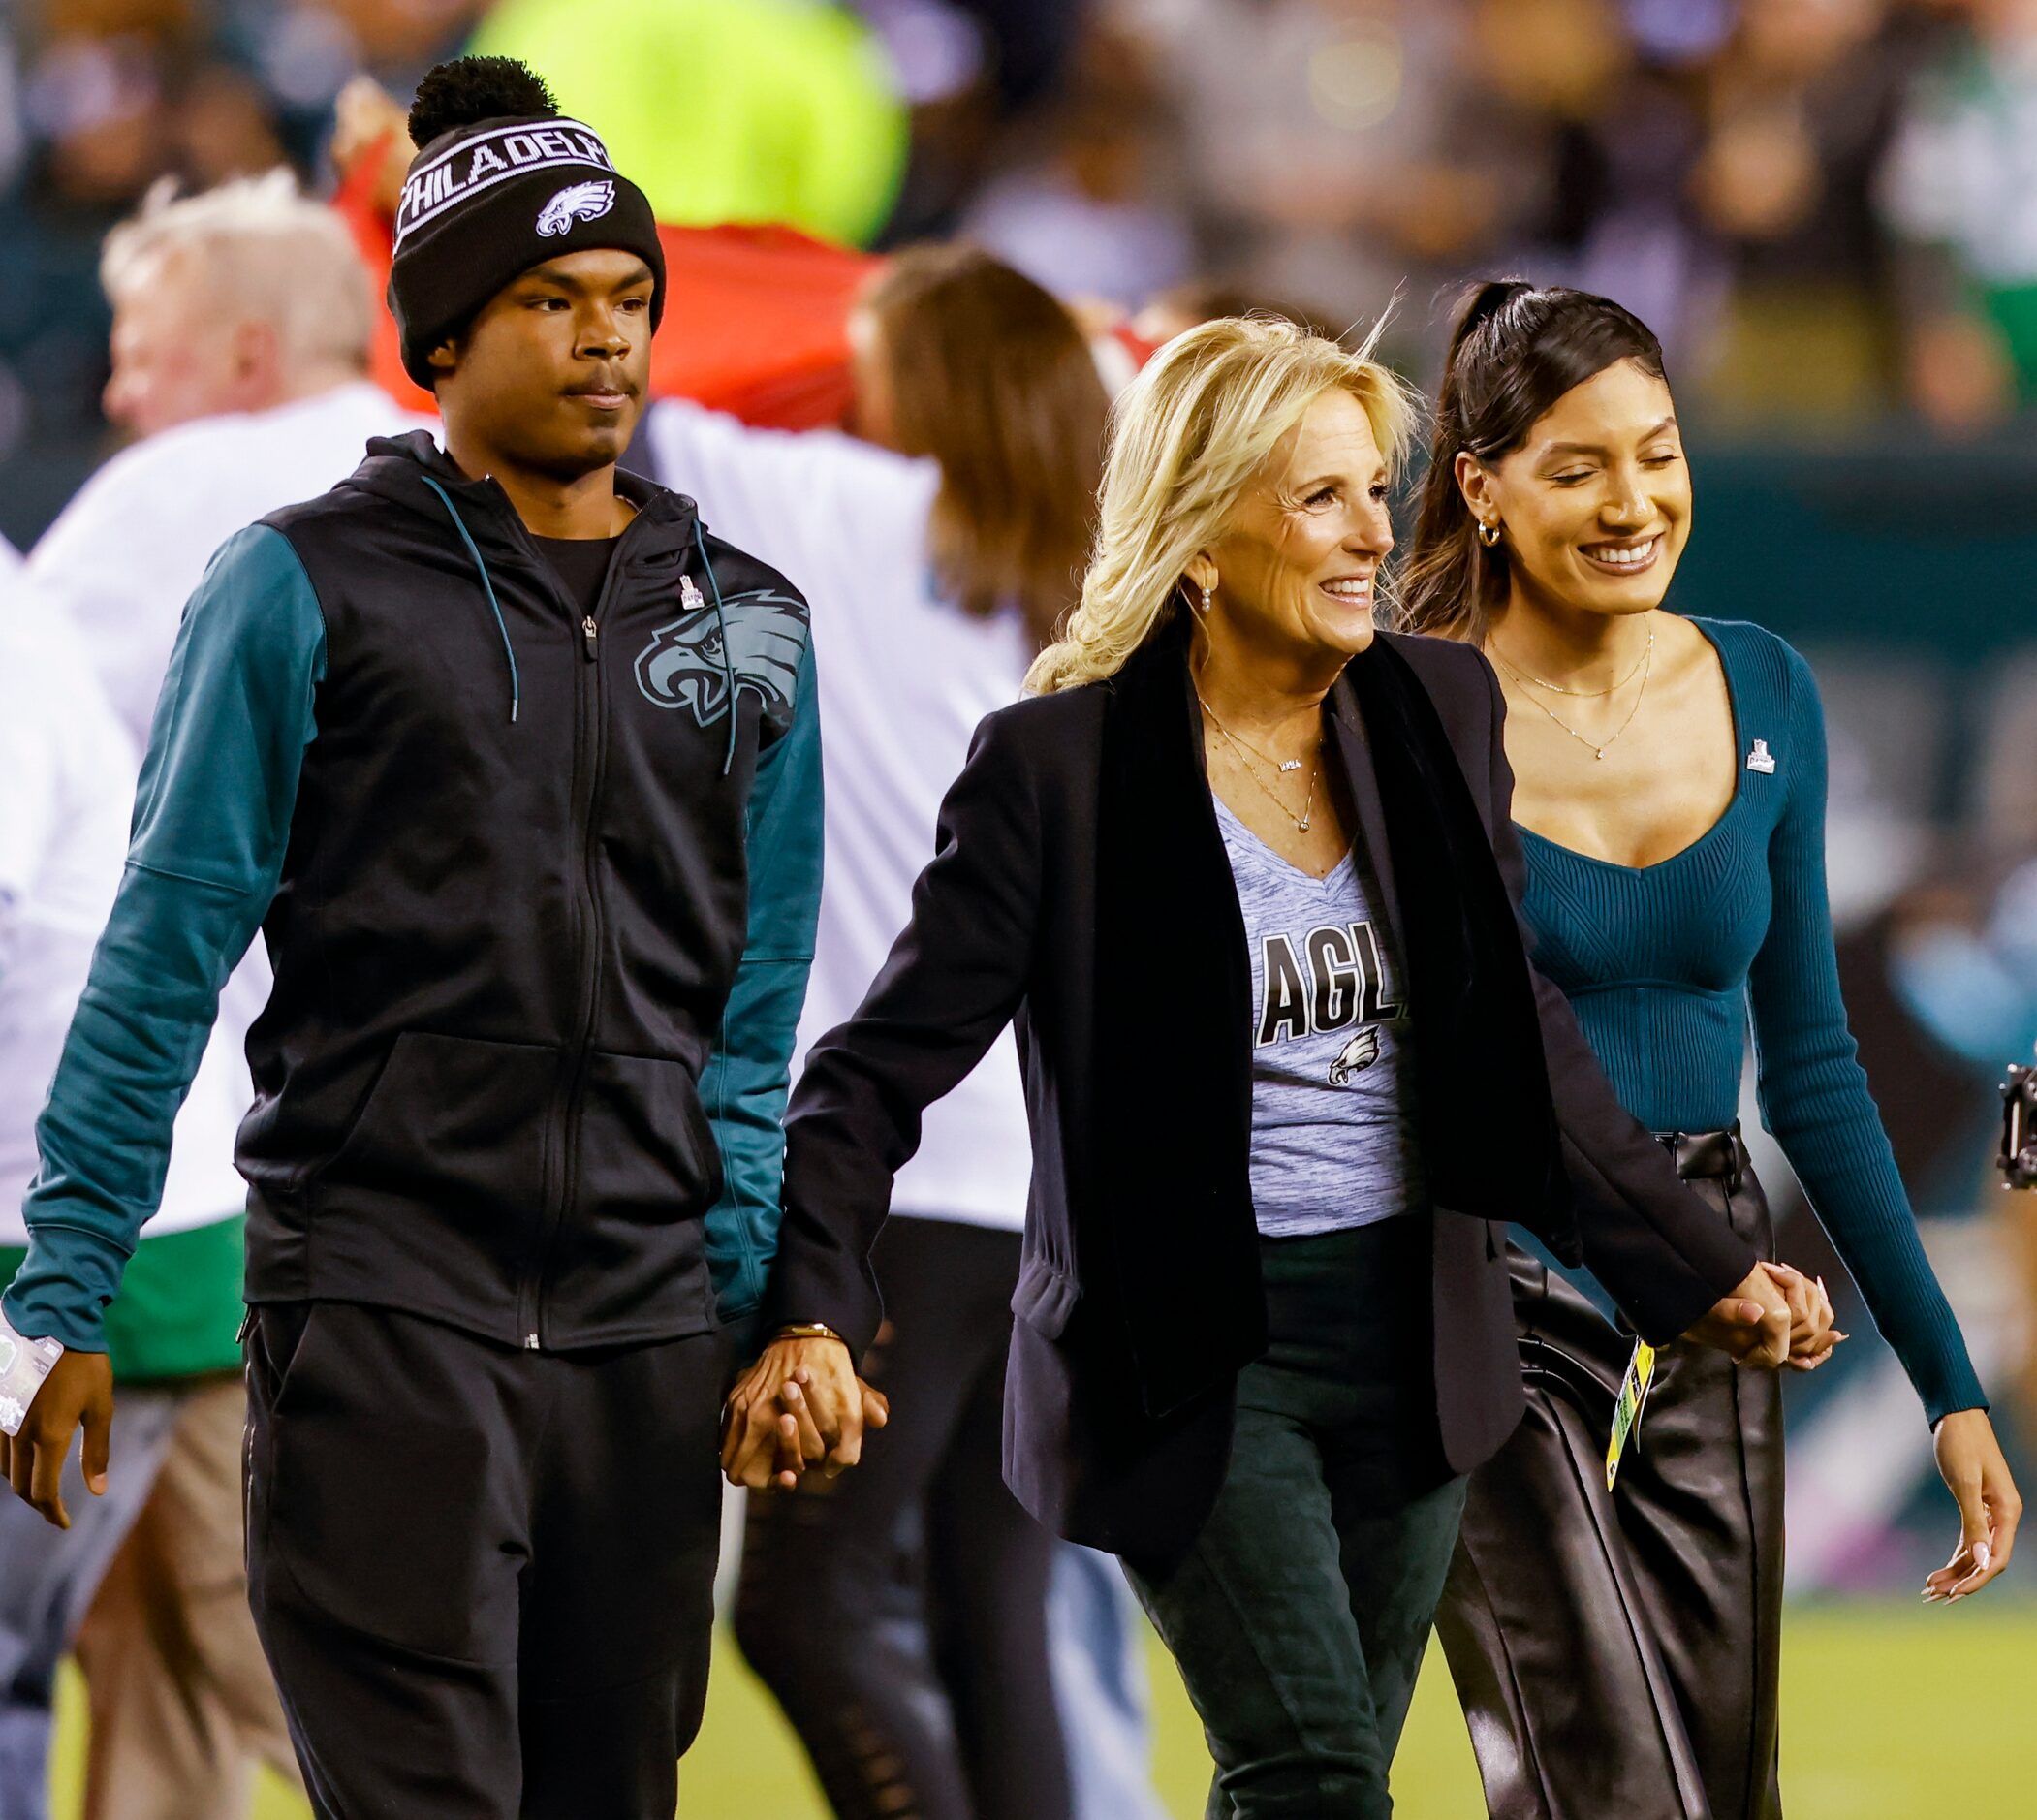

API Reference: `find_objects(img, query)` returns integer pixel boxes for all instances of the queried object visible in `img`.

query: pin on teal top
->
[1517,616,1986,1425]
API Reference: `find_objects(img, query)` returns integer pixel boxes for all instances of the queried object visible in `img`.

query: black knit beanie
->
[390,57,666,388]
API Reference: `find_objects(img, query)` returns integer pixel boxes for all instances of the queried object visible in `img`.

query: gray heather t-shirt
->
[1213,794,1425,1236]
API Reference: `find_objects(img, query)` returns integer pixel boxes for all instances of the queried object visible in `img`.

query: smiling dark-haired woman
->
[1403,280,2023,1820]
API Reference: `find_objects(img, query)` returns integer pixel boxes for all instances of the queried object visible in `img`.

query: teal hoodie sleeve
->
[3,525,325,1352]
[702,638,823,1323]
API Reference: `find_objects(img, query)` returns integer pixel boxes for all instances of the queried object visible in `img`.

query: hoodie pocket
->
[573,1051,723,1235]
[317,1031,562,1239]
[541,1051,719,1332]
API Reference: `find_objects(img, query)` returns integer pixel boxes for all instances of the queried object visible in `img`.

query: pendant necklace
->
[1197,694,1321,832]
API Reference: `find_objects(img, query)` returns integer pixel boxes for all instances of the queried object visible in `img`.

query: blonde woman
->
[729,317,1813,1816]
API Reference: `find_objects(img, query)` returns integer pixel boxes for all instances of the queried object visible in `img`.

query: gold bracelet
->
[773,1322,844,1344]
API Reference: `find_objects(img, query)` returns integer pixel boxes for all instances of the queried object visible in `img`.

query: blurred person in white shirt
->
[31,169,431,744]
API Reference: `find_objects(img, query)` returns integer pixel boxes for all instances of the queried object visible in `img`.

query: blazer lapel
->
[1091,615,1263,1416]
[1326,680,1406,959]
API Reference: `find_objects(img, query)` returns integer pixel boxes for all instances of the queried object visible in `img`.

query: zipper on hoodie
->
[488,494,658,1349]
[540,516,672,1349]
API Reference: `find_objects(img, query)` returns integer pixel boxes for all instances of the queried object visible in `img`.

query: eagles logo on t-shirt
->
[1255,921,1402,1083]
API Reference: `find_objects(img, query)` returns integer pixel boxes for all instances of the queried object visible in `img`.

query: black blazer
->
[769,626,1758,1562]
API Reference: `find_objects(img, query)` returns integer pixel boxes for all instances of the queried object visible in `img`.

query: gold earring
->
[1477,518,1502,549]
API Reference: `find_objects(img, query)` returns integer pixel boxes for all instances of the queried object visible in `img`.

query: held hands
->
[1760,1260,1845,1370]
[1680,1261,1843,1370]
[0,1350,112,1529]
[1926,1409,2021,1604]
[1681,1265,1795,1366]
[720,1335,889,1491]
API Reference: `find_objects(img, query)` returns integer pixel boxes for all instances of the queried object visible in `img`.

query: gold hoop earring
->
[1477,518,1502,549]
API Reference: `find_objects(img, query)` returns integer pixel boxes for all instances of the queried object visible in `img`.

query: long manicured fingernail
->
[1975,1543,1991,1571]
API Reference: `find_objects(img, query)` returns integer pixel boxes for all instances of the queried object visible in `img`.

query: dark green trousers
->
[1122,1217,1466,1820]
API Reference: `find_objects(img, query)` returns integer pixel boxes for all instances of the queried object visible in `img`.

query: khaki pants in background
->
[73,1375,301,1820]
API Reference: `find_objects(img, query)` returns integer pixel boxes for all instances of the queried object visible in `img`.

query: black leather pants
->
[1434,1131,1784,1820]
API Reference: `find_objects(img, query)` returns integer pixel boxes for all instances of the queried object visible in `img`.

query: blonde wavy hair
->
[1025,315,1419,695]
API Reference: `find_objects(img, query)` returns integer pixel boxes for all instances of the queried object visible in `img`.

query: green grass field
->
[47,1603,2037,1817]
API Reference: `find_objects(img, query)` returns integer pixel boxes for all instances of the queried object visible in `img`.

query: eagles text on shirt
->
[1256,921,1404,1085]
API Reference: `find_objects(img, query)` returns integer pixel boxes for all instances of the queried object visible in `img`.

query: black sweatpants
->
[735,1215,1072,1820]
[242,1300,730,1819]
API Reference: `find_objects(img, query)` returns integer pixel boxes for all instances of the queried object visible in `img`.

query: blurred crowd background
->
[3,0,2035,1619]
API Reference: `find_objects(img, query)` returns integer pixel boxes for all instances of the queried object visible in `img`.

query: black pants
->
[1435,1132,1785,1820]
[243,1300,729,1819]
[735,1216,1072,1820]
[1123,1216,1462,1820]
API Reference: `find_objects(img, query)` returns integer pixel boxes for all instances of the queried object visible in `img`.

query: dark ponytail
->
[1396,280,1667,643]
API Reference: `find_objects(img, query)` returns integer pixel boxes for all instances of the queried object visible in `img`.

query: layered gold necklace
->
[1489,623,1656,762]
[1197,694,1323,833]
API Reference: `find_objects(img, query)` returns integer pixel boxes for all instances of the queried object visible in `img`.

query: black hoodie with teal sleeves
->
[4,431,823,1355]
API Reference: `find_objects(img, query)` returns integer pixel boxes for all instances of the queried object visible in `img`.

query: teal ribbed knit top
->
[1519,617,1986,1424]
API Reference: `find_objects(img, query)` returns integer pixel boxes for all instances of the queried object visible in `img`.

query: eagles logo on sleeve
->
[537,179,617,237]
[635,581,810,736]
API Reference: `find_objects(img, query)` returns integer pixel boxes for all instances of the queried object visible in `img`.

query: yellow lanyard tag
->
[1605,1338,1657,1491]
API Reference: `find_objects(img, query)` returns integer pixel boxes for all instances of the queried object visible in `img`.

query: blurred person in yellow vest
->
[469,0,909,246]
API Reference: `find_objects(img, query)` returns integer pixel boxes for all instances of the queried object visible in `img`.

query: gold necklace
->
[1197,695,1322,832]
[1490,626,1654,761]
[1488,622,1653,697]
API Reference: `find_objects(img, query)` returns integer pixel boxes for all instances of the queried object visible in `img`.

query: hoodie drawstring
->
[422,476,520,725]
[695,530,739,777]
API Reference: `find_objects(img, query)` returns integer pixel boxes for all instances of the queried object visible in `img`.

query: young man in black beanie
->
[0,56,861,1815]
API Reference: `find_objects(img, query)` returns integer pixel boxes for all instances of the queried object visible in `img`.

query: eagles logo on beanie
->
[389,57,666,388]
